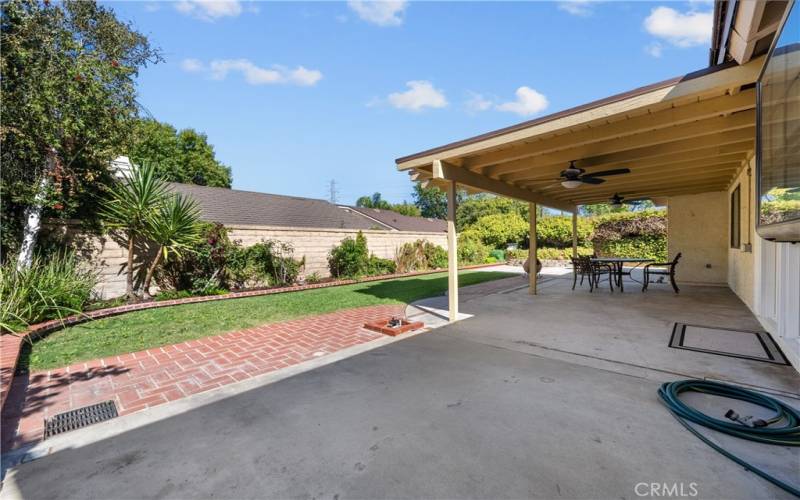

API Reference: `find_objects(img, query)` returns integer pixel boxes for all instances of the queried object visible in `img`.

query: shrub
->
[536,216,593,247]
[304,272,323,284]
[0,253,98,333]
[247,240,305,287]
[596,237,667,261]
[537,246,594,261]
[368,255,396,276]
[489,249,505,261]
[505,248,529,265]
[157,222,234,293]
[395,239,447,273]
[328,231,370,278]
[590,210,667,261]
[469,213,528,248]
[458,232,490,265]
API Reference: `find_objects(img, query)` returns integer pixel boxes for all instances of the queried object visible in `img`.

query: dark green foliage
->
[356,193,422,217]
[356,192,391,210]
[1,0,161,256]
[412,184,466,219]
[328,231,370,278]
[0,252,98,333]
[368,255,396,276]
[156,222,233,292]
[245,240,305,287]
[590,210,667,261]
[130,119,232,188]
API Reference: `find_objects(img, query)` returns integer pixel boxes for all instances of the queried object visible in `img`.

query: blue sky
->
[110,1,714,204]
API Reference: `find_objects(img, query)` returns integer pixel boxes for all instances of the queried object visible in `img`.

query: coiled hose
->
[658,380,800,497]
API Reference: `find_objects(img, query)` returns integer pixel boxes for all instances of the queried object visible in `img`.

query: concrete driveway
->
[1,318,795,499]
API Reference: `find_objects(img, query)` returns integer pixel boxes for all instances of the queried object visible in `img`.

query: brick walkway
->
[1,304,406,451]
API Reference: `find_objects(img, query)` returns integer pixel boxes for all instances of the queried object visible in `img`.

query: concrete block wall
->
[50,224,447,299]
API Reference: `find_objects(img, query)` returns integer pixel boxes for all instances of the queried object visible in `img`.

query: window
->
[731,184,741,249]
[756,1,800,241]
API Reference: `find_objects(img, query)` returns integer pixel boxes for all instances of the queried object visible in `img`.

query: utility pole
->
[328,179,339,204]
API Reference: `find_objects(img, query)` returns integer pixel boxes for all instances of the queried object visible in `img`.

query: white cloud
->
[183,58,322,87]
[557,0,595,17]
[644,6,712,47]
[644,42,663,58]
[496,86,549,116]
[387,81,448,111]
[465,92,493,113]
[180,58,205,72]
[348,1,407,26]
[144,2,161,13]
[175,1,243,22]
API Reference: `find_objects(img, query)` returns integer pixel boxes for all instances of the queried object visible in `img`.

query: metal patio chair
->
[642,252,682,293]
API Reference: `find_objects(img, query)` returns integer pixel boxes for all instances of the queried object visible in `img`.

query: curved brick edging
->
[0,262,505,412]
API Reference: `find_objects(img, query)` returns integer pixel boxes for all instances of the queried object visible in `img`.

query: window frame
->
[731,184,741,249]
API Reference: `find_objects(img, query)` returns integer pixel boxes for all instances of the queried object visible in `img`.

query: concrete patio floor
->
[1,271,797,499]
[434,270,798,395]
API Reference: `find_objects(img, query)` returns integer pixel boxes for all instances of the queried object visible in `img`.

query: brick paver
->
[1,304,406,451]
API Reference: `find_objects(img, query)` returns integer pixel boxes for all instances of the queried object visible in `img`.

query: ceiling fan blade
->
[581,177,605,185]
[583,168,631,178]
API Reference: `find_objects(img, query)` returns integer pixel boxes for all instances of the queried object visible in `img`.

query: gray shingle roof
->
[346,206,446,233]
[167,183,390,230]
[167,183,444,233]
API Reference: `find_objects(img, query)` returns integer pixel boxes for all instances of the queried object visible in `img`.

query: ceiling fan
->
[609,193,649,208]
[558,161,631,189]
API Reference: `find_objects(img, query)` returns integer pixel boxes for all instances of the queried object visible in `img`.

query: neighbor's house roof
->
[346,206,446,233]
[168,183,443,233]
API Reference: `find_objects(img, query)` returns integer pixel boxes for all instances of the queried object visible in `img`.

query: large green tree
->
[412,184,467,219]
[129,119,232,188]
[1,0,161,263]
[356,192,391,210]
[355,192,421,217]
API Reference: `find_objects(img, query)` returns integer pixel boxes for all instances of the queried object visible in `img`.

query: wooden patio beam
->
[431,160,575,212]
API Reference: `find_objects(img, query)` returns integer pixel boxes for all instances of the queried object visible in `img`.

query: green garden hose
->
[658,379,800,497]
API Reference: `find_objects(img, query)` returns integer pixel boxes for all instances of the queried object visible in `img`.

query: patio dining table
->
[591,257,654,292]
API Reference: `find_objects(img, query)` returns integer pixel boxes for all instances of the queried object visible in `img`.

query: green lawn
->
[24,270,516,371]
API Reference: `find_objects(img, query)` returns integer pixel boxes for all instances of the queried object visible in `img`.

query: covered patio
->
[396,56,767,320]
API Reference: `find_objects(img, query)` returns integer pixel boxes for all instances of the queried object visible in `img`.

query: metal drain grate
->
[43,400,118,439]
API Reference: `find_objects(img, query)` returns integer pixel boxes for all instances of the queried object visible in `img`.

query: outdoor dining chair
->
[572,255,614,293]
[642,252,682,293]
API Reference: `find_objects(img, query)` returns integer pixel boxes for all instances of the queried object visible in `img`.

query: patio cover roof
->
[395,57,774,212]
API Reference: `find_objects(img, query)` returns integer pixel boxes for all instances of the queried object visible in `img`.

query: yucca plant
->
[101,163,168,298]
[141,194,202,298]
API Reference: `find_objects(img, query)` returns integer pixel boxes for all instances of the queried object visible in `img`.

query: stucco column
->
[529,202,538,295]
[447,180,459,322]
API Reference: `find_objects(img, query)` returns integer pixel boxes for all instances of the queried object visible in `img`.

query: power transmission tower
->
[328,179,339,204]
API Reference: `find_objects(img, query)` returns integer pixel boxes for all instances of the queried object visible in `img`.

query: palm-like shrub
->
[101,163,168,297]
[141,194,202,297]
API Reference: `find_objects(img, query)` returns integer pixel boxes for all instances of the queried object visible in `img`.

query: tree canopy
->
[355,192,421,217]
[0,0,161,257]
[129,119,232,188]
